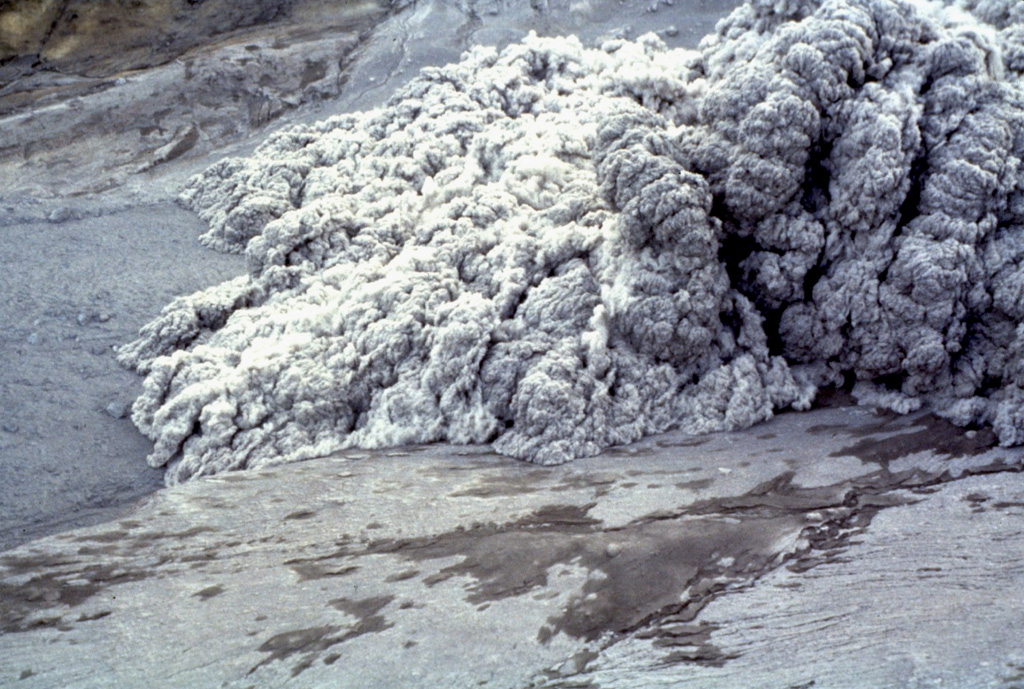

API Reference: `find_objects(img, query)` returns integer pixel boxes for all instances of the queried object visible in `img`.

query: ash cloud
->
[119,0,1024,483]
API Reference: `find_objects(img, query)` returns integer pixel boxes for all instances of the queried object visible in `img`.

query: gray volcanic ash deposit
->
[119,0,1024,483]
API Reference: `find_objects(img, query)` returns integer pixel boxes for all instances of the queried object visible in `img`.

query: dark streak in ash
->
[249,594,394,677]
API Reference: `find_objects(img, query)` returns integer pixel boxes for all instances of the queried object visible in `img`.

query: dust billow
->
[118,0,1024,483]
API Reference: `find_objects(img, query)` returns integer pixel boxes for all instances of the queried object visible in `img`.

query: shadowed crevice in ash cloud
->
[119,0,1024,483]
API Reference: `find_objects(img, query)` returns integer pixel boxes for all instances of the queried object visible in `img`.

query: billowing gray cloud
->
[121,0,1024,483]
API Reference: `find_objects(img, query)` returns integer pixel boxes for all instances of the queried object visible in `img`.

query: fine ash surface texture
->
[119,0,1024,484]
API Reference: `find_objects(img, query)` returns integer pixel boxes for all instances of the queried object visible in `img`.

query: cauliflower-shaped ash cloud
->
[685,0,1024,435]
[122,0,1023,483]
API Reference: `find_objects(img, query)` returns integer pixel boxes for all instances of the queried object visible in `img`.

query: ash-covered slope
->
[120,0,1024,484]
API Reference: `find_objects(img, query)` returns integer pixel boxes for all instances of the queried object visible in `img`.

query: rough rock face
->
[0,0,392,198]
[0,0,363,76]
[120,0,1024,483]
